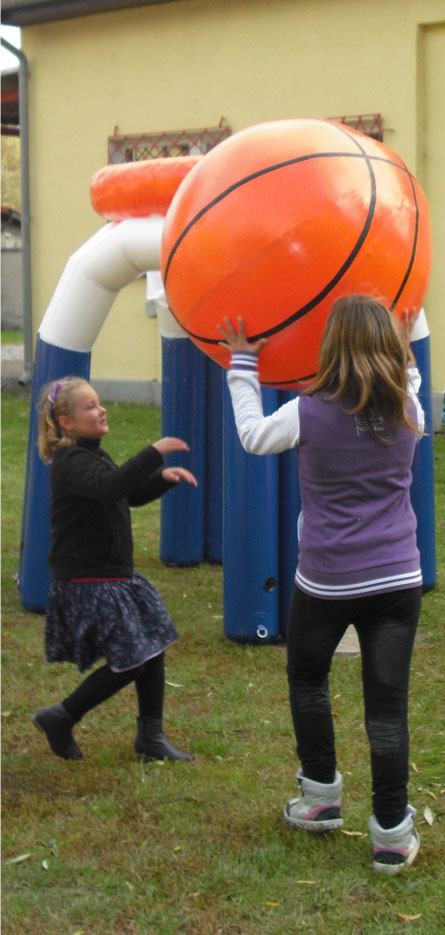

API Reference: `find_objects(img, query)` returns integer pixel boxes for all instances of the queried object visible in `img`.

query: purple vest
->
[295,394,421,598]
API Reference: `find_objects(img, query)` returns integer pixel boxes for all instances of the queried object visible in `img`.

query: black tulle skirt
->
[45,573,178,673]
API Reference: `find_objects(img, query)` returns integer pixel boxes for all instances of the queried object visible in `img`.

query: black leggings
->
[286,585,422,828]
[63,652,165,723]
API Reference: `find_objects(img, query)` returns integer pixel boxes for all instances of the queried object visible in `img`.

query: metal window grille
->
[328,113,383,141]
[108,118,231,163]
[108,114,382,166]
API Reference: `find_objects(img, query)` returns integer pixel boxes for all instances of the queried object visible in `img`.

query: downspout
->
[1,37,32,385]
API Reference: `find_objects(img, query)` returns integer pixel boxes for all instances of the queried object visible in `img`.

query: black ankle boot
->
[135,716,194,762]
[32,703,83,760]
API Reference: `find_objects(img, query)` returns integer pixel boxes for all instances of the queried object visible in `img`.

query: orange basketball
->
[160,119,432,387]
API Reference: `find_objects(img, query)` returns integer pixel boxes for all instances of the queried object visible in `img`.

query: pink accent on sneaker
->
[373,847,410,857]
[305,803,341,821]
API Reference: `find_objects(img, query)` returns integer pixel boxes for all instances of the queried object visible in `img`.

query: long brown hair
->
[38,377,91,462]
[307,294,417,439]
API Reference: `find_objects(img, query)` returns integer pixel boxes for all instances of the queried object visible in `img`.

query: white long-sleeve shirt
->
[227,352,424,599]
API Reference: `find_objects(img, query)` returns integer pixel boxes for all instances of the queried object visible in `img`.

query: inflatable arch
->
[20,216,162,612]
[19,151,436,637]
[19,214,224,612]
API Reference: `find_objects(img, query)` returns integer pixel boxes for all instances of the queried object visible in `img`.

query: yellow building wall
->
[22,0,444,391]
[417,21,445,397]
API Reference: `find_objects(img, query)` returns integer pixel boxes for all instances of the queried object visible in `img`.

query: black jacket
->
[48,437,173,579]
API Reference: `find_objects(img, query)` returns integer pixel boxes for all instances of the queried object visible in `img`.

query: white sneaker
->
[283,770,344,831]
[370,805,420,874]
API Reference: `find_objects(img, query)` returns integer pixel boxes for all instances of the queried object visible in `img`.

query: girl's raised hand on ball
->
[400,308,418,366]
[401,308,417,346]
[218,316,267,354]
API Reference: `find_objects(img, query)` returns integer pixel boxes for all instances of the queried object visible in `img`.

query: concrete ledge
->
[2,348,444,432]
[1,351,31,394]
[335,625,360,656]
[432,393,444,433]
[90,379,161,407]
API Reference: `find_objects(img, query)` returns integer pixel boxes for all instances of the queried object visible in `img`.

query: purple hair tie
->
[48,381,64,417]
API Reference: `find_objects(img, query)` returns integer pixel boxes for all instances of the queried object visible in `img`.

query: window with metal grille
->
[108,118,231,163]
[328,113,383,140]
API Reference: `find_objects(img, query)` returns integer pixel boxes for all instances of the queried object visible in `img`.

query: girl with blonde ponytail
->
[33,377,197,766]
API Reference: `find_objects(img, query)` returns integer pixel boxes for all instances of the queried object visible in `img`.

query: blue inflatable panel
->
[18,335,91,612]
[278,390,301,638]
[223,382,280,643]
[410,335,436,591]
[160,337,205,565]
[204,358,223,563]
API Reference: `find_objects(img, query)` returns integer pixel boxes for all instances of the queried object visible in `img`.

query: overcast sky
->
[1,25,22,71]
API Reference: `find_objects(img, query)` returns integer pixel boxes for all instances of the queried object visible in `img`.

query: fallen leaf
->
[72,930,85,935]
[423,806,434,826]
[174,845,182,852]
[410,762,419,773]
[165,681,183,688]
[296,880,316,885]
[265,901,280,906]
[6,853,31,865]
[42,860,49,871]
[425,790,437,800]
[341,830,366,837]
[396,913,422,921]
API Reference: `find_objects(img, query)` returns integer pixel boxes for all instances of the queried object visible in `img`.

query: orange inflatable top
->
[90,155,201,221]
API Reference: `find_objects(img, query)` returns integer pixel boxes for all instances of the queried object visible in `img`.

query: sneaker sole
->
[283,804,344,832]
[372,834,420,874]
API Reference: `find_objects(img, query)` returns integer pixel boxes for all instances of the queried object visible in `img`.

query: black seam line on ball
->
[390,167,420,310]
[180,154,377,345]
[163,148,378,290]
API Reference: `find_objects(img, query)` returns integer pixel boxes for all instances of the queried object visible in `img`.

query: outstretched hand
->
[153,437,190,456]
[218,317,267,354]
[153,438,198,485]
[400,308,418,364]
[401,309,417,346]
[162,466,198,487]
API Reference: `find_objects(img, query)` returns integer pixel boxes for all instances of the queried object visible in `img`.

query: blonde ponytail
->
[38,377,90,462]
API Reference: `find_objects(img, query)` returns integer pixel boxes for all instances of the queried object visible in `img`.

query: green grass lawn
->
[2,393,444,935]
[1,329,23,345]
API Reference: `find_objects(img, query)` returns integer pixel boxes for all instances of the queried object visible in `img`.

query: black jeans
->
[286,585,422,828]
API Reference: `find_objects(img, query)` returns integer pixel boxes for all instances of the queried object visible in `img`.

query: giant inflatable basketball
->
[161,118,433,387]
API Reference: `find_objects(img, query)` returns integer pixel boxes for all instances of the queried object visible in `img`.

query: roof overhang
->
[1,1,185,27]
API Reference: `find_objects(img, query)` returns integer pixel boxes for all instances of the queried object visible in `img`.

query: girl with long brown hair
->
[219,294,424,874]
